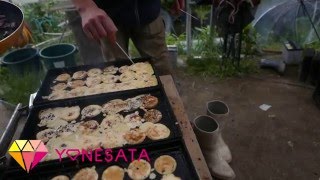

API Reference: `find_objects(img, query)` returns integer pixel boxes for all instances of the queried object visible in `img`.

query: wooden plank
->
[160,75,212,180]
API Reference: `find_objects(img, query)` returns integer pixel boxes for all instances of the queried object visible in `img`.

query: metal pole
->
[0,103,23,159]
[186,0,192,56]
[299,0,320,42]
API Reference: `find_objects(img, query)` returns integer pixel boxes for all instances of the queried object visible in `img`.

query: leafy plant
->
[165,33,187,55]
[304,40,320,51]
[242,24,260,56]
[22,0,66,44]
[192,26,221,58]
[186,57,259,78]
[184,26,259,78]
[128,39,140,58]
[0,67,41,105]
[193,5,211,26]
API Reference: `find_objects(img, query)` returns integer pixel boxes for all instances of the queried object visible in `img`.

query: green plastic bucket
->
[39,43,77,70]
[1,47,41,75]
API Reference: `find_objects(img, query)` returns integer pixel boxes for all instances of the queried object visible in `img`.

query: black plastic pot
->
[1,47,41,75]
[39,43,77,70]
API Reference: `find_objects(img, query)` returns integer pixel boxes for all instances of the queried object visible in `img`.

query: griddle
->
[33,58,162,106]
[10,88,181,168]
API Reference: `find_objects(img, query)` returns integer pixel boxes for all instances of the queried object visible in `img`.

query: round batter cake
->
[147,123,170,140]
[154,155,177,175]
[57,106,81,122]
[72,71,87,79]
[101,165,124,180]
[87,68,102,77]
[36,129,56,143]
[72,166,98,180]
[128,159,151,180]
[55,73,71,82]
[143,109,162,123]
[81,105,102,119]
[51,83,67,91]
[50,175,69,180]
[124,129,146,145]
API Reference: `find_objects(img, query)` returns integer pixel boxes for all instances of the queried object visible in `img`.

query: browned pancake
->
[143,109,162,123]
[154,155,177,175]
[101,165,124,180]
[72,166,98,180]
[128,159,151,180]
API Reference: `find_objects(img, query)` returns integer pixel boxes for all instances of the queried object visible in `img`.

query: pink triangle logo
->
[31,152,47,170]
[22,152,35,173]
[30,141,48,170]
[9,140,48,173]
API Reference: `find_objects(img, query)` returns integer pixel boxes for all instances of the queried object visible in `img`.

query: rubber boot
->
[206,101,232,163]
[207,100,230,122]
[299,48,315,82]
[259,59,286,75]
[193,115,235,180]
[309,53,320,86]
[313,81,320,109]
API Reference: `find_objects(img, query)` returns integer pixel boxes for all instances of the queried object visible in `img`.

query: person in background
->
[71,0,184,75]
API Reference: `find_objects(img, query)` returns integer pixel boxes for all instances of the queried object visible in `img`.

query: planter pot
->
[1,47,41,75]
[39,43,77,70]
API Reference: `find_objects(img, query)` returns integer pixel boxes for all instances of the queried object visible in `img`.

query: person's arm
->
[72,0,117,43]
[171,0,185,16]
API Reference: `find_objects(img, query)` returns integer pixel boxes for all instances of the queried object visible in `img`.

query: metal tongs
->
[99,39,135,64]
[115,42,135,64]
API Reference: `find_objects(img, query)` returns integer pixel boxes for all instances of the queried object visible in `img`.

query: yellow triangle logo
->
[8,141,20,152]
[9,151,26,170]
[15,140,27,150]
[22,141,34,152]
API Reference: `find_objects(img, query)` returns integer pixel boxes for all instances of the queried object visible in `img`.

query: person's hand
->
[170,0,185,16]
[79,6,118,43]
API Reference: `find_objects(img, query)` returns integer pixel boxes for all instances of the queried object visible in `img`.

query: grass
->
[0,67,42,105]
[186,57,259,78]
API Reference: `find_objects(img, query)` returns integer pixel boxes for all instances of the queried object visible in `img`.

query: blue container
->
[1,47,41,75]
[39,43,77,70]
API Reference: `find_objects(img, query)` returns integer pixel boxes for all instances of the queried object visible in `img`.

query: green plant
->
[242,24,259,56]
[185,26,259,78]
[186,57,259,78]
[192,26,221,58]
[165,33,187,55]
[0,67,41,105]
[22,0,66,44]
[128,39,141,58]
[304,41,320,51]
[166,33,178,45]
[193,5,211,26]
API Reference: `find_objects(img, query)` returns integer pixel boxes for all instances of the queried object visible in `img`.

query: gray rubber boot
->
[206,100,232,163]
[193,115,235,180]
[206,100,230,122]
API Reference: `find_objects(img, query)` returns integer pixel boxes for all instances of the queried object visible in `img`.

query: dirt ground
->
[171,59,320,180]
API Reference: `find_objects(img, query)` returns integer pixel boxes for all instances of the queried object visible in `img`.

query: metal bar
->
[179,9,199,21]
[299,0,320,42]
[186,0,192,56]
[0,103,23,158]
[116,42,135,64]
